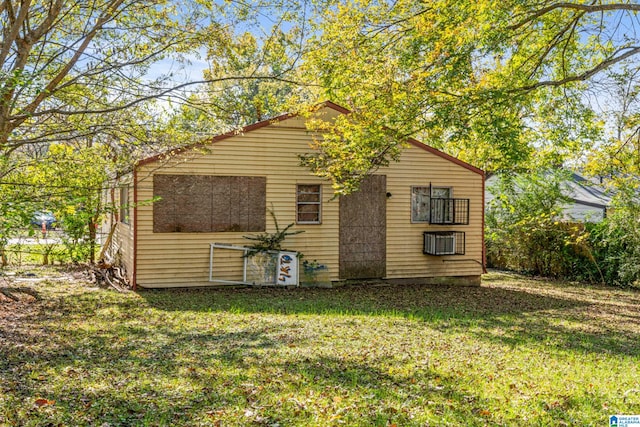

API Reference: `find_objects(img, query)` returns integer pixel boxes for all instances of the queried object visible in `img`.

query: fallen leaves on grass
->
[1,270,640,426]
[34,398,55,407]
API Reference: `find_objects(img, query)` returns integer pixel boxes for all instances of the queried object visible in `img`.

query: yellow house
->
[108,102,485,289]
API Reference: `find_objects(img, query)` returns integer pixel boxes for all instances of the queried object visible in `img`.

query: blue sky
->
[145,51,210,83]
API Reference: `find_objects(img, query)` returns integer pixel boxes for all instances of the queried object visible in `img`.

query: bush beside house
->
[486,171,640,287]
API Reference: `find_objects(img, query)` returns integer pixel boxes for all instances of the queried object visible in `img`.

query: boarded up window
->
[411,186,430,222]
[153,175,266,233]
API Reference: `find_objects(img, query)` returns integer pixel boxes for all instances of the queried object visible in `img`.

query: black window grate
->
[429,198,469,225]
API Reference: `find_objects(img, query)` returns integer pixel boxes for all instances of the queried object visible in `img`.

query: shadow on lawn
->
[138,283,640,357]
[2,281,636,426]
[0,286,40,303]
[2,345,498,426]
[2,309,501,427]
[140,283,580,317]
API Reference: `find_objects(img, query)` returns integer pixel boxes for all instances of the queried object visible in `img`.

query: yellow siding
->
[135,127,339,288]
[134,113,483,288]
[113,223,134,282]
[107,179,135,283]
[384,145,483,279]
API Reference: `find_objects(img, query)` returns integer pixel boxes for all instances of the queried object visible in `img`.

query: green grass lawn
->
[1,270,639,426]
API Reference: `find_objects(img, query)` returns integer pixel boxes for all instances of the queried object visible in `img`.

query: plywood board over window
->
[153,174,266,233]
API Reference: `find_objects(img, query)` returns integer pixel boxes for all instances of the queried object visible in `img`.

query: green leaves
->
[173,19,307,132]
[243,208,304,255]
[0,142,110,263]
[295,0,640,189]
[300,109,406,194]
[485,169,590,278]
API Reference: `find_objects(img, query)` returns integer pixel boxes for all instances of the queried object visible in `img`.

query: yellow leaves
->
[48,143,73,156]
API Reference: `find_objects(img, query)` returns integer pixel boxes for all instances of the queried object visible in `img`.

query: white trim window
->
[120,185,130,224]
[430,187,452,224]
[296,184,322,224]
[411,186,452,223]
[411,186,431,223]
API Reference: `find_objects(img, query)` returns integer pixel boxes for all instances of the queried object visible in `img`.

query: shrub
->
[587,199,640,287]
[486,171,602,282]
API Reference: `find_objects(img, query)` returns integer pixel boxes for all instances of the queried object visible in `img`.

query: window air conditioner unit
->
[423,231,465,256]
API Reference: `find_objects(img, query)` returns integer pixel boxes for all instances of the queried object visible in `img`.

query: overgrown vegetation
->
[1,270,639,426]
[0,143,112,266]
[486,172,640,287]
[243,209,304,256]
[588,195,640,287]
[4,242,63,267]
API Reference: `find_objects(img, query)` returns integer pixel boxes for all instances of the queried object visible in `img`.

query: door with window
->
[339,175,386,280]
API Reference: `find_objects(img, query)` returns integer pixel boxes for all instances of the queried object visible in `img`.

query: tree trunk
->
[88,218,96,264]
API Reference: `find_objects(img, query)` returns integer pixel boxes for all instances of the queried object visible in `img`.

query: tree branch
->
[0,0,32,68]
[508,2,640,31]
[524,10,586,81]
[11,75,314,119]
[10,0,125,132]
[518,46,640,91]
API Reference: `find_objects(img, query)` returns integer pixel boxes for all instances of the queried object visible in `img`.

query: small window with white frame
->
[120,185,130,225]
[297,184,321,224]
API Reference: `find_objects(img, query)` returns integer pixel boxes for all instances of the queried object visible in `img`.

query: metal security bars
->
[429,198,470,225]
[423,231,465,256]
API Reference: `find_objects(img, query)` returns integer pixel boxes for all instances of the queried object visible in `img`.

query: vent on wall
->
[423,231,465,255]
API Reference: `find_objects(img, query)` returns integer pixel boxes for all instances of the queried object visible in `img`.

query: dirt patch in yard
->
[0,285,43,353]
[0,271,74,346]
[0,286,40,304]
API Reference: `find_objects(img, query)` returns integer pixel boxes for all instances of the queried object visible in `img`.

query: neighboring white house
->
[486,172,612,223]
[560,173,613,222]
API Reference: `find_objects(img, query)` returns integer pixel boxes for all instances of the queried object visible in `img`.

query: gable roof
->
[485,172,612,208]
[564,172,612,208]
[136,101,484,176]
